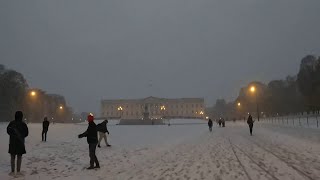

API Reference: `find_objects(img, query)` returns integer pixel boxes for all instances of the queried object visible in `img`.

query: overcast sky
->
[1,0,320,114]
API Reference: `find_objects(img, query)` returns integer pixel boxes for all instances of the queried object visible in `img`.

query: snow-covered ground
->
[0,119,320,180]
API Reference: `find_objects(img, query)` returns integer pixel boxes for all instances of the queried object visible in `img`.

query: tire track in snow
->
[228,138,253,180]
[245,137,315,180]
[229,138,281,180]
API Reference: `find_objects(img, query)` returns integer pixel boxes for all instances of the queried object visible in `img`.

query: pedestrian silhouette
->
[7,111,29,176]
[97,119,111,147]
[78,114,100,170]
[247,114,255,136]
[42,117,50,142]
[208,119,213,132]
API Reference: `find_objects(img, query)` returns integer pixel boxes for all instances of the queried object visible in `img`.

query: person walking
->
[97,119,111,148]
[247,114,255,136]
[222,118,225,127]
[42,117,50,142]
[7,111,29,176]
[78,114,100,169]
[208,119,213,132]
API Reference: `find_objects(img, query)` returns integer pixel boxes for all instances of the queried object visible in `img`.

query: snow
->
[0,119,320,180]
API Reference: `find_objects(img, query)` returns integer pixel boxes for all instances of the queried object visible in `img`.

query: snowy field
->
[1,119,320,180]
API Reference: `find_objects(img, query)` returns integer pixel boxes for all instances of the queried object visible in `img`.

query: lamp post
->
[199,111,204,119]
[117,106,123,120]
[237,102,242,120]
[28,90,38,123]
[58,105,64,123]
[160,105,167,125]
[250,85,259,121]
[30,91,37,97]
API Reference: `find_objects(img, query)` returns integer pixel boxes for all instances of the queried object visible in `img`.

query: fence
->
[259,115,319,128]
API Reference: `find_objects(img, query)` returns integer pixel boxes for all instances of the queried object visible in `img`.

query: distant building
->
[101,96,205,119]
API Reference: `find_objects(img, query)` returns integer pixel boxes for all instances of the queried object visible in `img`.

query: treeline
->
[0,64,73,122]
[208,55,320,119]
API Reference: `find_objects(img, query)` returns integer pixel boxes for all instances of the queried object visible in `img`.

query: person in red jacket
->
[78,114,100,169]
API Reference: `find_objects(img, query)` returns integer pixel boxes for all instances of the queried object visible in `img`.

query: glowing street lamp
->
[117,106,123,119]
[59,106,63,110]
[250,86,256,93]
[160,105,168,124]
[237,102,241,107]
[249,85,259,121]
[30,91,36,97]
[160,105,166,118]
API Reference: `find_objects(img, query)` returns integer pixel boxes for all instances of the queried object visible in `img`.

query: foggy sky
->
[1,0,320,114]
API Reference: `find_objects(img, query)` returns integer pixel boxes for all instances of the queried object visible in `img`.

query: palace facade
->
[101,96,205,119]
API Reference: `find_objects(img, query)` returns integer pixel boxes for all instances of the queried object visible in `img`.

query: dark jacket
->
[78,122,98,144]
[43,120,50,130]
[97,121,109,134]
[247,116,254,127]
[7,119,29,155]
[208,119,213,127]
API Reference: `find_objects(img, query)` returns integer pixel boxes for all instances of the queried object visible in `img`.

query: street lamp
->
[59,106,63,110]
[160,105,166,117]
[30,91,36,97]
[250,86,255,93]
[117,106,123,120]
[199,111,204,119]
[160,105,167,124]
[249,85,259,121]
[237,102,242,120]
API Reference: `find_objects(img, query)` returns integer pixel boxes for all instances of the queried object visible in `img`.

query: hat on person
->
[87,114,94,122]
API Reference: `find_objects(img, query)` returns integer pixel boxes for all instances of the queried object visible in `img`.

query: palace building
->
[101,96,205,120]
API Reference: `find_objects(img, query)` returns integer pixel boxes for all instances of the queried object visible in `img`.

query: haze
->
[1,0,320,113]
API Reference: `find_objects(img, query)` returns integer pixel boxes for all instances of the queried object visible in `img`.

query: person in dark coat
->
[208,119,213,132]
[78,114,100,169]
[97,119,111,148]
[247,114,255,136]
[7,111,29,175]
[222,118,225,127]
[42,117,50,142]
[218,118,222,127]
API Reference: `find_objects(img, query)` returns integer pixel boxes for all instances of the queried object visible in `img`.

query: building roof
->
[101,96,204,104]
